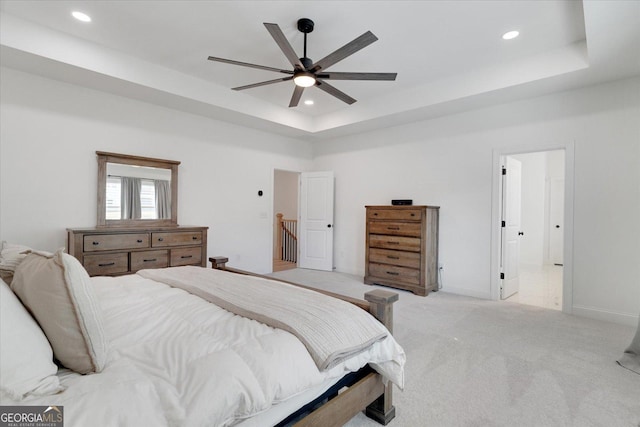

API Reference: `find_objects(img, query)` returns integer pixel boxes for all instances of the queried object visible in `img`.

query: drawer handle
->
[92,241,100,246]
[411,213,415,216]
[158,237,164,242]
[386,271,399,276]
[387,241,399,245]
[387,227,400,230]
[137,239,143,243]
[143,258,157,262]
[192,236,198,240]
[181,255,193,259]
[98,262,115,267]
[387,256,400,260]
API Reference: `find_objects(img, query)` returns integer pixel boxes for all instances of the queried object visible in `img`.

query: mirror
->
[97,151,179,227]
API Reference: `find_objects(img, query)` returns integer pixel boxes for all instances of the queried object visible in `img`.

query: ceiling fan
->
[207,18,397,107]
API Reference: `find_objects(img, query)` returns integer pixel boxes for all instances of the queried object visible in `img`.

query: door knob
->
[555,225,560,228]
[327,224,332,228]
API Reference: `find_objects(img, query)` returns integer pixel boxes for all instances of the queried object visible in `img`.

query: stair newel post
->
[276,213,284,261]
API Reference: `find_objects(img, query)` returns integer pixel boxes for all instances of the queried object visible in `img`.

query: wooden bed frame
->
[209,257,399,426]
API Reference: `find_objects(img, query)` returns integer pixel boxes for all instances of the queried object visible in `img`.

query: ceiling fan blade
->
[317,72,397,81]
[207,56,293,74]
[232,76,293,91]
[289,86,305,107]
[311,31,378,72]
[315,80,356,105]
[264,23,305,70]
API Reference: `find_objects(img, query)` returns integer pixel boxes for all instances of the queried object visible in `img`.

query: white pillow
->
[11,249,108,374]
[0,242,32,284]
[0,278,63,399]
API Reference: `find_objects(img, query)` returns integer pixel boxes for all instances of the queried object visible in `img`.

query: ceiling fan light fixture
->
[294,72,316,87]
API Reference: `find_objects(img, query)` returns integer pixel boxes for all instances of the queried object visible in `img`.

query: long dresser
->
[364,205,439,296]
[67,226,208,277]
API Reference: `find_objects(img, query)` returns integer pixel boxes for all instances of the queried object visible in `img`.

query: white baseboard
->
[441,286,492,300]
[572,305,639,327]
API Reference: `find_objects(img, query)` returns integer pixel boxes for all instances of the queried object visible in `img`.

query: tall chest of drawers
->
[67,226,208,277]
[364,205,439,296]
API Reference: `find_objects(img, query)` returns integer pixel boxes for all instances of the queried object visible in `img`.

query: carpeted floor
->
[269,269,640,427]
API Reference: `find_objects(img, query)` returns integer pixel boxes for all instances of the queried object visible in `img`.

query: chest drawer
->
[369,248,421,269]
[367,208,422,221]
[369,234,421,252]
[368,263,420,285]
[152,231,202,247]
[368,221,422,237]
[83,253,129,276]
[131,250,168,271]
[84,233,149,252]
[170,247,202,266]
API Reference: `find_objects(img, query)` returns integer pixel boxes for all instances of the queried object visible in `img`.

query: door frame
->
[490,141,575,313]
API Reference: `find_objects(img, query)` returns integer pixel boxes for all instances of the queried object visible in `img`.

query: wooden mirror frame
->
[97,151,179,228]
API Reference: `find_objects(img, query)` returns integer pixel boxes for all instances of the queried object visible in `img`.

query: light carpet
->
[269,269,639,427]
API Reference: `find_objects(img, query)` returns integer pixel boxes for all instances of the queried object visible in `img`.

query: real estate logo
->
[0,406,63,427]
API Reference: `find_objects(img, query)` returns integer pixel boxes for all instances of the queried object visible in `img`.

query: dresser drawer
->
[369,234,421,252]
[368,263,420,285]
[367,208,422,221]
[84,233,149,252]
[131,250,168,271]
[368,221,422,237]
[152,231,202,247]
[369,248,421,269]
[83,253,128,276]
[170,247,202,266]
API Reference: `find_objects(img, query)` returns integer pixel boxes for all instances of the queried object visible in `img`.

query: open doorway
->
[500,150,565,310]
[273,170,299,272]
[272,169,336,273]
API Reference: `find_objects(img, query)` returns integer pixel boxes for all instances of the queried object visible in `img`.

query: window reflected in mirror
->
[105,163,172,220]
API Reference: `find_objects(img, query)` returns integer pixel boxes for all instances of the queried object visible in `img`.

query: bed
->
[0,247,405,426]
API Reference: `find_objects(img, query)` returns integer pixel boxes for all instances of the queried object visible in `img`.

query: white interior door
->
[549,178,564,265]
[299,171,334,271]
[501,157,522,300]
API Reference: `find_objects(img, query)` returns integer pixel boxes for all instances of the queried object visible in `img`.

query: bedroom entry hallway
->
[496,149,567,312]
[272,169,335,272]
[273,170,299,272]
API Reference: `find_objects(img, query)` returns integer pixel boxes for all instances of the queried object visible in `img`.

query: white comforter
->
[6,273,404,426]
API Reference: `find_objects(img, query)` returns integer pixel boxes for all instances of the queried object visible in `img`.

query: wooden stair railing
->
[276,213,298,263]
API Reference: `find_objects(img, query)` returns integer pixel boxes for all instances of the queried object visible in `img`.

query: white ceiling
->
[1,1,639,139]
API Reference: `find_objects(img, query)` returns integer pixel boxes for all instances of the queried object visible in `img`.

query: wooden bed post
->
[364,290,398,425]
[209,256,229,270]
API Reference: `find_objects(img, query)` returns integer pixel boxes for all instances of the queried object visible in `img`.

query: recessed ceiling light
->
[72,11,92,22]
[304,100,314,106]
[502,30,519,40]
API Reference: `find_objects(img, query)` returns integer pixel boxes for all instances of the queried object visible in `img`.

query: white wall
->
[313,77,640,325]
[2,66,638,326]
[0,67,313,273]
